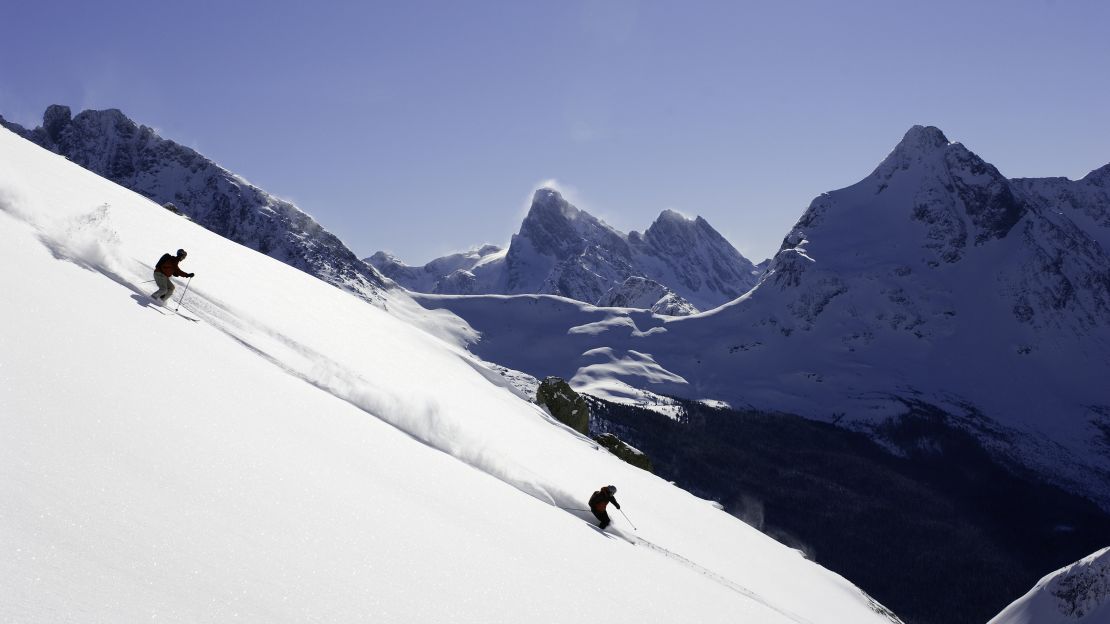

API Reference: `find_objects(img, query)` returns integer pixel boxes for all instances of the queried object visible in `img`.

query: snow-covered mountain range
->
[5,100,1108,622]
[414,126,1110,511]
[988,547,1110,624]
[368,188,762,314]
[0,104,763,318]
[0,105,388,304]
[0,123,902,624]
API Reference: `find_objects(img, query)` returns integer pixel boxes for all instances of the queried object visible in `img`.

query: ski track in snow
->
[165,285,568,508]
[564,509,840,624]
[623,533,818,624]
[0,189,566,508]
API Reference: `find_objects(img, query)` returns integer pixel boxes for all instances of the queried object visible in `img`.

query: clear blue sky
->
[2,0,1108,263]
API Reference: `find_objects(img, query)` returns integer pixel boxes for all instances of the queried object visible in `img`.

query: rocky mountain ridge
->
[369,188,762,314]
[1,105,388,303]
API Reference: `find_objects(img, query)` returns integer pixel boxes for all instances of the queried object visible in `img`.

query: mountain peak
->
[657,208,692,224]
[870,124,957,182]
[367,250,399,264]
[74,107,137,132]
[527,187,580,222]
[532,187,565,207]
[646,210,703,240]
[898,125,950,152]
[511,186,629,285]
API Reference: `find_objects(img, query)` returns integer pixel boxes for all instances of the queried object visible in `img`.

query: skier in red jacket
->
[588,485,620,529]
[151,249,194,304]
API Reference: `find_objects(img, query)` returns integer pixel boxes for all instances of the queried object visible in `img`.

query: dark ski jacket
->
[156,253,190,278]
[589,488,620,512]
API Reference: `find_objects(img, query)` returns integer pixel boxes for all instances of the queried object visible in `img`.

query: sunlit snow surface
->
[0,127,898,623]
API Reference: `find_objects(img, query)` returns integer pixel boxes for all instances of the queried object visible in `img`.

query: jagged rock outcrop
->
[535,376,590,435]
[593,432,654,472]
[534,377,654,470]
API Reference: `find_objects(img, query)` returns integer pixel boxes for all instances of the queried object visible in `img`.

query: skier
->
[588,485,620,529]
[151,248,194,304]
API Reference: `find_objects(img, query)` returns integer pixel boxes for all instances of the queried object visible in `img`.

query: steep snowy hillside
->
[415,126,1110,511]
[1,105,387,304]
[368,188,761,312]
[0,127,900,622]
[988,547,1110,624]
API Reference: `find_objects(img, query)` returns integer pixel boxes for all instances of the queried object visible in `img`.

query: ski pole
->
[619,508,637,531]
[175,276,193,312]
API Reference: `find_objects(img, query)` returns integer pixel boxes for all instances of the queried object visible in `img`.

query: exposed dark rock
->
[535,376,589,435]
[593,432,653,472]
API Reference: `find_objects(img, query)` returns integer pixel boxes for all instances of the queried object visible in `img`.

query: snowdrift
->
[0,127,898,623]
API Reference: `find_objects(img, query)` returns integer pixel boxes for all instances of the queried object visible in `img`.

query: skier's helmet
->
[176,248,188,259]
[607,485,617,494]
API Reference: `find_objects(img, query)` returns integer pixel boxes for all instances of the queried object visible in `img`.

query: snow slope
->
[414,127,1110,511]
[988,547,1110,624]
[0,127,898,622]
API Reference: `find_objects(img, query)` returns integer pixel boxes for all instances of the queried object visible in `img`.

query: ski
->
[171,309,200,322]
[144,298,199,322]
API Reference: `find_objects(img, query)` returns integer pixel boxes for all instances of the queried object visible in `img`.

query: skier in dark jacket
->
[588,485,620,529]
[151,249,194,304]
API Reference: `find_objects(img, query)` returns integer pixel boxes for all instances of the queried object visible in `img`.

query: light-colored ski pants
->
[152,272,175,301]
